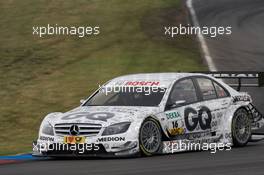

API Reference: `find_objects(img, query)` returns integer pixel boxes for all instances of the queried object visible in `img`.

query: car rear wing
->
[195,71,264,91]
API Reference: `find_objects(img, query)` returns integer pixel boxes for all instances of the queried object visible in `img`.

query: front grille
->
[54,123,102,136]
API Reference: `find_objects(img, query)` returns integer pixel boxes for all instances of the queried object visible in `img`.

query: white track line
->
[186,0,217,71]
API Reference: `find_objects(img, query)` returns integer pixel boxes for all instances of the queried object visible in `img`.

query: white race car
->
[33,72,264,157]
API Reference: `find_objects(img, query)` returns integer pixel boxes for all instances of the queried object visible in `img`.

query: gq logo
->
[61,112,114,122]
[184,106,212,131]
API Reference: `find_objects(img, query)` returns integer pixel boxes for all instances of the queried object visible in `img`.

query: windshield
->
[84,86,166,106]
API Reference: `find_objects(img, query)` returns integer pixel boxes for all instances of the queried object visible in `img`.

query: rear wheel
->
[232,108,251,147]
[139,118,162,156]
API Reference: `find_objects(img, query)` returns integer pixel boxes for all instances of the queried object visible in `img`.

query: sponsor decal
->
[173,131,211,140]
[125,81,160,86]
[184,106,212,131]
[172,121,178,128]
[224,133,232,139]
[233,95,251,102]
[209,73,258,78]
[64,136,85,144]
[211,121,218,128]
[166,111,181,120]
[191,133,203,139]
[61,112,114,122]
[216,112,223,119]
[168,128,185,136]
[167,121,185,136]
[97,137,125,142]
[39,136,54,142]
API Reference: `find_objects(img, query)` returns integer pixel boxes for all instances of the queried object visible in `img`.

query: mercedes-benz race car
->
[33,72,264,157]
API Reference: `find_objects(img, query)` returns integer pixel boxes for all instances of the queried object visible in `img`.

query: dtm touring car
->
[33,72,264,157]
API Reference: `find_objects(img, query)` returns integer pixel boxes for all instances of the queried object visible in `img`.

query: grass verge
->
[0,0,206,155]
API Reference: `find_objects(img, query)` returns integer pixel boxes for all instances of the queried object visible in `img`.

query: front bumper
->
[32,139,139,157]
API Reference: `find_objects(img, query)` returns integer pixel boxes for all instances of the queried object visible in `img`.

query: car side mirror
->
[80,99,85,105]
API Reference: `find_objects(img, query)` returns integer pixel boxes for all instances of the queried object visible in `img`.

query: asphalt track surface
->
[193,0,264,114]
[1,0,264,174]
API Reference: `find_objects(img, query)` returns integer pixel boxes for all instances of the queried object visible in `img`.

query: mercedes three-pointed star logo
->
[69,124,80,135]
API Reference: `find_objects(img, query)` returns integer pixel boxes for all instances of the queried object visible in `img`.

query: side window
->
[168,79,198,104]
[213,82,228,98]
[197,78,217,100]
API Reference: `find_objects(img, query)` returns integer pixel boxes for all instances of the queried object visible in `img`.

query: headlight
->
[102,122,131,136]
[41,121,54,136]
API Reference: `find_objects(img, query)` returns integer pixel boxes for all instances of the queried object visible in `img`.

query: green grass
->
[0,0,206,155]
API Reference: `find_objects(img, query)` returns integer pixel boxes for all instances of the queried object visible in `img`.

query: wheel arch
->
[138,116,168,142]
[138,115,168,156]
[221,104,250,145]
[231,106,251,129]
[231,106,252,146]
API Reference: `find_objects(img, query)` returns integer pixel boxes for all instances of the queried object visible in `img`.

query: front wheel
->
[139,118,162,156]
[232,108,252,147]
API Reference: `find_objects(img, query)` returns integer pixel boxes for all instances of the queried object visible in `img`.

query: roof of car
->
[107,73,209,88]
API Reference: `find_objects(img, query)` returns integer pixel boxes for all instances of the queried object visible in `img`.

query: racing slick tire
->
[232,108,252,147]
[139,118,162,156]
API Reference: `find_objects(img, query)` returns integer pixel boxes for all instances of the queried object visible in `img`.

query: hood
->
[47,106,160,127]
